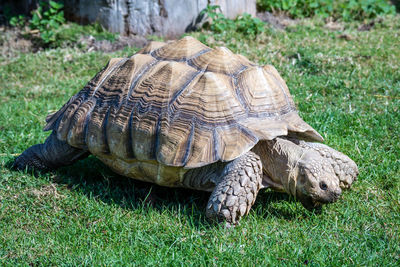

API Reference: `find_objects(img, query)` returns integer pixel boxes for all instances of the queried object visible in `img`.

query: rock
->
[324,21,344,31]
[5,0,256,36]
[63,0,256,37]
[357,19,381,32]
[337,34,353,41]
[1,0,38,15]
[214,0,256,19]
[256,11,296,30]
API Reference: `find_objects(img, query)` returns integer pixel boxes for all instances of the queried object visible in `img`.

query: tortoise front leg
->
[205,151,263,225]
[13,131,89,171]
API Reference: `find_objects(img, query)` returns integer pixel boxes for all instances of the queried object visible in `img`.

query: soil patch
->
[0,25,150,59]
[0,26,33,59]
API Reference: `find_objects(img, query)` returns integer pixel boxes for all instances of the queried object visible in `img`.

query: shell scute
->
[169,72,245,125]
[151,36,210,61]
[138,41,167,54]
[215,126,258,162]
[189,46,253,75]
[238,66,295,116]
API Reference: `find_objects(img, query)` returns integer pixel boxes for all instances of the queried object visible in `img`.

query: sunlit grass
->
[0,16,399,265]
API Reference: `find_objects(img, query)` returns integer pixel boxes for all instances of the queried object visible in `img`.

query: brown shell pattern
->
[45,36,323,168]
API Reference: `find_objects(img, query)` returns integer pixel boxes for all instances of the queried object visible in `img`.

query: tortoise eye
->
[320,182,328,190]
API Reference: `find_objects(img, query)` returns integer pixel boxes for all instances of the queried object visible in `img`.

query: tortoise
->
[13,36,358,224]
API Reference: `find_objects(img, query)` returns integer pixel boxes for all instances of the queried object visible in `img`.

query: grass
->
[1,15,399,265]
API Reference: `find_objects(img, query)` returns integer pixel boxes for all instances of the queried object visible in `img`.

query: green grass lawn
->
[1,16,399,265]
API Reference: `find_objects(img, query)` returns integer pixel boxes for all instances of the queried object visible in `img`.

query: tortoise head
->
[291,150,342,210]
[253,139,342,211]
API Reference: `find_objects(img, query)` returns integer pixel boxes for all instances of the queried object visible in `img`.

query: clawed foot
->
[205,152,262,225]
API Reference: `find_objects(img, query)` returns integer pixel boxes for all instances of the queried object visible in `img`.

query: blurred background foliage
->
[257,0,397,20]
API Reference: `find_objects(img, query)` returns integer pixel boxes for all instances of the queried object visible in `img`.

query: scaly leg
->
[13,131,88,171]
[205,151,263,225]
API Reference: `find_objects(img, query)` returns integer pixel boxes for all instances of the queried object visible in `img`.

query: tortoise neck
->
[251,138,304,196]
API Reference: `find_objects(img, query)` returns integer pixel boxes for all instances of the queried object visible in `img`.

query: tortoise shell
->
[44,36,322,169]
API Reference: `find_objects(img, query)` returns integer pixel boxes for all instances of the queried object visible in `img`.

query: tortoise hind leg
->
[206,151,263,225]
[13,131,89,171]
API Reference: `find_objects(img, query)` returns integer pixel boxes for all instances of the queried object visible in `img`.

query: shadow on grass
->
[6,155,313,227]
